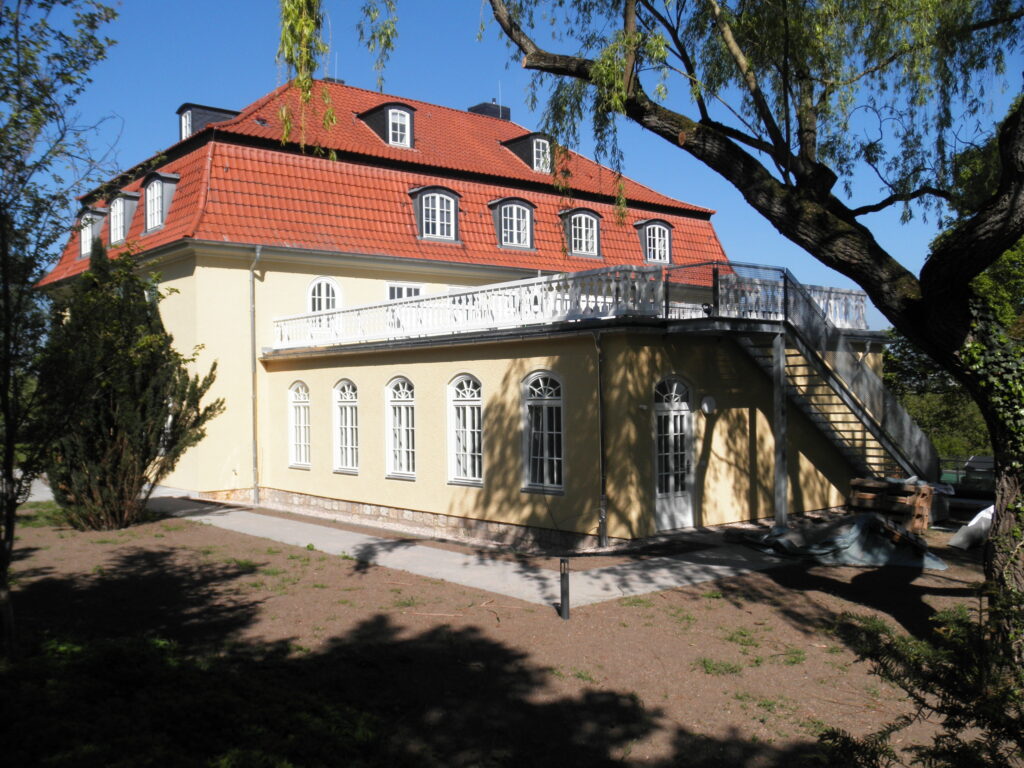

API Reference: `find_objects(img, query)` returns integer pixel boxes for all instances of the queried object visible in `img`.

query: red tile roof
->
[42,80,727,287]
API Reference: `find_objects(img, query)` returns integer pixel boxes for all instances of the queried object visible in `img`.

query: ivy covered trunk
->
[960,308,1024,668]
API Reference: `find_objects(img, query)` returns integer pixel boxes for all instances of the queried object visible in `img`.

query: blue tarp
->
[727,513,947,570]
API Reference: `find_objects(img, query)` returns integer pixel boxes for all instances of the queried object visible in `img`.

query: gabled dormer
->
[502,132,552,173]
[108,191,140,245]
[359,102,417,149]
[141,171,181,232]
[77,204,107,259]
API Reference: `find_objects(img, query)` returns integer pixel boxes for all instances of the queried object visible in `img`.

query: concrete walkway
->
[183,506,782,608]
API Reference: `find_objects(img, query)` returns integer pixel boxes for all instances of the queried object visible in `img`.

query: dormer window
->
[180,109,192,140]
[109,198,125,243]
[142,171,180,232]
[409,186,460,241]
[79,213,97,258]
[533,138,551,173]
[107,192,138,245]
[501,132,554,172]
[488,198,535,249]
[145,179,163,230]
[358,102,417,148]
[389,108,410,147]
[560,208,601,257]
[636,219,673,263]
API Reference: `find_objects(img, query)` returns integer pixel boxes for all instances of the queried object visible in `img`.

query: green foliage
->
[819,607,1024,767]
[37,245,224,530]
[276,0,335,147]
[0,0,117,655]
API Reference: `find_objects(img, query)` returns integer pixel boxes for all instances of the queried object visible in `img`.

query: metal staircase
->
[736,334,901,477]
[665,261,939,481]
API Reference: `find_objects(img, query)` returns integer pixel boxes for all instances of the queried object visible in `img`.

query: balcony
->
[271,262,869,351]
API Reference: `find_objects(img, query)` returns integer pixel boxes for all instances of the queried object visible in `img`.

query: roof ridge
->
[312,78,534,132]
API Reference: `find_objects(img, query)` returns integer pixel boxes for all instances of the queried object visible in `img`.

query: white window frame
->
[289,381,311,468]
[333,379,358,473]
[109,198,126,244]
[500,203,531,248]
[449,375,483,485]
[145,179,163,231]
[308,277,339,313]
[386,377,416,478]
[645,223,671,263]
[421,192,455,240]
[533,138,551,172]
[387,283,422,301]
[523,372,563,491]
[79,214,95,258]
[180,110,192,140]
[570,212,598,256]
[388,108,410,148]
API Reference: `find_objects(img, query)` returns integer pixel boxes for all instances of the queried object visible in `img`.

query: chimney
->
[468,98,510,121]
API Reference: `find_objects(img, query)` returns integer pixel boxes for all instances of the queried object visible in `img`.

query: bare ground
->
[8,506,984,766]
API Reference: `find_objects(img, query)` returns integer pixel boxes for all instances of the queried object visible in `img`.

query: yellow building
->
[43,81,937,548]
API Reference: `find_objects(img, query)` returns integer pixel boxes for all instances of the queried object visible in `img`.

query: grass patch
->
[665,607,696,628]
[619,596,653,608]
[259,567,285,577]
[311,583,328,590]
[725,627,760,648]
[229,558,259,574]
[695,658,742,676]
[778,647,806,666]
[571,668,597,683]
[393,596,419,608]
[701,589,723,600]
[16,501,64,528]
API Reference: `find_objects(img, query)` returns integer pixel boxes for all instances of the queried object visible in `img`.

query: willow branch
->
[849,186,953,217]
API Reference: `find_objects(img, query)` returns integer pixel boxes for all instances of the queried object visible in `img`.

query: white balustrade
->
[272,265,665,349]
[271,263,871,350]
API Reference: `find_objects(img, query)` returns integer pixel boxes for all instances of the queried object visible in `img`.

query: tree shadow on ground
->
[4,546,841,767]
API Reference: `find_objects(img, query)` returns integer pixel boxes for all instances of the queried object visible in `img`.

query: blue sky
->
[73,1,1022,328]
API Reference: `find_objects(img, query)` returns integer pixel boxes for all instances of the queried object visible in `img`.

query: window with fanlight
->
[449,375,483,484]
[523,372,563,491]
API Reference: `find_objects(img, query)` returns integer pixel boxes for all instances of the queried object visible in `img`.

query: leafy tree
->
[38,244,224,531]
[0,0,117,655]
[337,0,1024,665]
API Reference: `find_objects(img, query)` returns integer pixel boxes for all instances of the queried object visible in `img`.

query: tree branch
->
[849,186,953,216]
[924,97,1024,291]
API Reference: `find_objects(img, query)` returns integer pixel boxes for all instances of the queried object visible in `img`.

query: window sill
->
[497,244,536,251]
[289,463,311,471]
[570,252,602,259]
[521,485,564,496]
[448,478,483,488]
[386,473,416,482]
[418,236,462,245]
[333,468,358,476]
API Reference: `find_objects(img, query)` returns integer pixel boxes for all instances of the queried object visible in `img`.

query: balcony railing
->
[272,262,868,350]
[273,265,665,349]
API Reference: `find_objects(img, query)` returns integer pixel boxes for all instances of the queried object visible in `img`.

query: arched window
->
[523,372,563,490]
[561,209,601,257]
[308,277,339,313]
[145,178,164,230]
[333,379,358,473]
[289,381,311,468]
[386,377,415,477]
[449,375,483,483]
[422,192,456,240]
[109,198,126,244]
[636,220,673,263]
[501,203,530,247]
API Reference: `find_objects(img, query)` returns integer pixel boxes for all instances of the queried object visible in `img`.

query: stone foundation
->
[199,486,611,552]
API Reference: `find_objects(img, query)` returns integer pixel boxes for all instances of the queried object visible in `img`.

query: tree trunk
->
[985,461,1024,667]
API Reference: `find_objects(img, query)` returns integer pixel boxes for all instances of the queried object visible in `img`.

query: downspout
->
[593,331,609,547]
[249,245,262,505]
